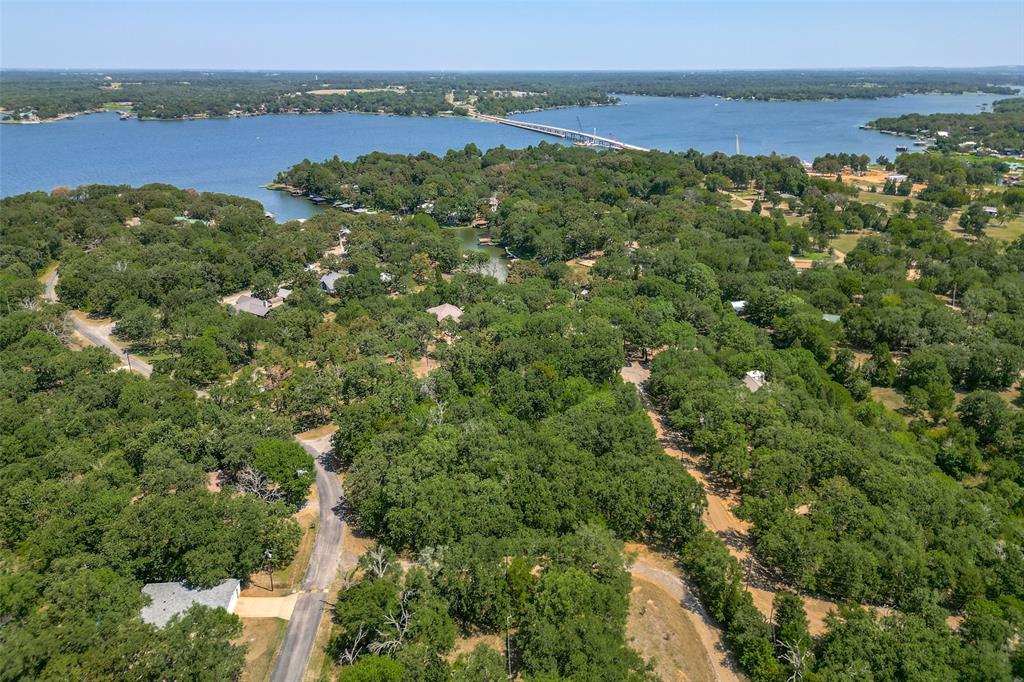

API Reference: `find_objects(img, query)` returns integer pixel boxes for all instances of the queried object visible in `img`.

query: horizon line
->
[3,65,1023,73]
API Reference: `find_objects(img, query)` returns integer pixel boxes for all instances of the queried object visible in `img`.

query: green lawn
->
[986,215,1024,242]
[831,232,868,254]
[857,191,914,211]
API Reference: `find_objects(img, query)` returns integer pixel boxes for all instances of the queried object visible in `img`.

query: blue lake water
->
[0,93,999,221]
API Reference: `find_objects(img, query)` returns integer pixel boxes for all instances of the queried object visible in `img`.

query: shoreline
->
[2,87,1009,126]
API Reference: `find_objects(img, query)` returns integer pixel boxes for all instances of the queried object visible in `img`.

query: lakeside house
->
[887,173,908,183]
[983,206,999,216]
[427,303,464,323]
[731,300,747,314]
[821,313,841,324]
[140,579,240,627]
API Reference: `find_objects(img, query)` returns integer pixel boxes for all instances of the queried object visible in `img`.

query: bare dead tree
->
[363,545,393,579]
[336,624,368,665]
[368,588,415,656]
[780,639,812,682]
[235,465,283,503]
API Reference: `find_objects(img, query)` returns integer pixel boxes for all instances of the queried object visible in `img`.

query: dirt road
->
[621,361,844,635]
[42,266,154,377]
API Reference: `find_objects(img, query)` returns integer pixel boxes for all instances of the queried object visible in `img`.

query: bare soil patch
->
[628,574,724,682]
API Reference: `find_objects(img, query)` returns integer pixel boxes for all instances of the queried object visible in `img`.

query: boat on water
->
[895,145,908,152]
[118,111,131,121]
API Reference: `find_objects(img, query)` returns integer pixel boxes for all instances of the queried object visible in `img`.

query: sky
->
[1,0,1021,71]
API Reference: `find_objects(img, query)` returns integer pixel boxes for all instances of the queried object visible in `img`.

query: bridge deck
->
[474,114,649,152]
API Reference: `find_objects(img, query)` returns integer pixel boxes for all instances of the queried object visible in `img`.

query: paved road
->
[270,431,350,682]
[42,266,153,377]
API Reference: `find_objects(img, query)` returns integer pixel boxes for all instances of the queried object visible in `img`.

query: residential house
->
[140,579,240,627]
[426,303,464,323]
[742,370,767,393]
[320,271,344,293]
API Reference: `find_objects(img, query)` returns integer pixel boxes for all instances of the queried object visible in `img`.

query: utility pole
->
[505,613,512,679]
[265,549,274,591]
[123,349,131,372]
[736,134,741,155]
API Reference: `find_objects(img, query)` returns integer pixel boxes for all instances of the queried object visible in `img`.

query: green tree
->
[959,203,991,237]
[251,438,316,508]
[338,655,405,682]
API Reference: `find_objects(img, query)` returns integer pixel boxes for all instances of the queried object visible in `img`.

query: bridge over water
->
[474,113,650,152]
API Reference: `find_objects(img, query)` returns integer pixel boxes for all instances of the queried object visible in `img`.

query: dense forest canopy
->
[1,68,1021,121]
[3,135,1024,679]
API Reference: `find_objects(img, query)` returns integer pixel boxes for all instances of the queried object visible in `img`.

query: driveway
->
[42,267,153,377]
[270,427,355,682]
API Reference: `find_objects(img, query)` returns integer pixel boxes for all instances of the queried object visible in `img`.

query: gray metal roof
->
[320,271,343,291]
[140,579,240,627]
[233,295,271,317]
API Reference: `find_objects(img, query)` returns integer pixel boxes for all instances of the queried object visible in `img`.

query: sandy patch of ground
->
[220,289,252,306]
[627,546,737,682]
[206,470,222,493]
[411,354,439,378]
[239,617,289,682]
[236,595,299,619]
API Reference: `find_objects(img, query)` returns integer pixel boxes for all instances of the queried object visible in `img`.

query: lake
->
[0,92,999,222]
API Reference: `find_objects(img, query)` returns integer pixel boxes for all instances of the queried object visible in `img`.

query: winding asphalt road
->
[270,431,351,682]
[42,267,153,377]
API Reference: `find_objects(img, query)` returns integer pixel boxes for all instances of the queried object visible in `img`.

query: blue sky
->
[1,1,1021,70]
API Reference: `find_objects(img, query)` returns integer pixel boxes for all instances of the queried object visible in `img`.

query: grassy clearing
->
[239,618,288,682]
[871,387,908,415]
[831,231,868,253]
[985,215,1024,242]
[857,190,913,211]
